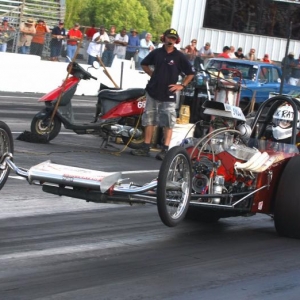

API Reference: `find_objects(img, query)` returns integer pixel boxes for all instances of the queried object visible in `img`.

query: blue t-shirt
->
[141,46,194,102]
[127,35,140,53]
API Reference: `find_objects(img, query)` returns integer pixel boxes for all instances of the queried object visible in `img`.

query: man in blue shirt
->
[125,29,140,65]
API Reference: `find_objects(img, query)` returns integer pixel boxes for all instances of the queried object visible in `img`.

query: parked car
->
[205,58,300,109]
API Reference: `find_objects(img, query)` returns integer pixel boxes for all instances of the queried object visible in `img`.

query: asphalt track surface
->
[0,92,300,300]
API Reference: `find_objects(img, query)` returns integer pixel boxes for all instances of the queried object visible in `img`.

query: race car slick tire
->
[31,115,61,141]
[0,121,14,190]
[274,156,300,239]
[157,146,192,227]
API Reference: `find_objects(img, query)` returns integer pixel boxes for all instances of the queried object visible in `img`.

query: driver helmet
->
[272,104,299,140]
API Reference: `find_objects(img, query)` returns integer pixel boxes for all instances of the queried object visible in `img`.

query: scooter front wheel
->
[0,121,14,190]
[31,115,61,141]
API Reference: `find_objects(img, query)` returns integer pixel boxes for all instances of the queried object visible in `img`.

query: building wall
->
[171,0,300,62]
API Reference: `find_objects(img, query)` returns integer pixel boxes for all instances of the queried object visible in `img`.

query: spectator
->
[102,25,116,67]
[184,39,198,65]
[131,28,194,160]
[87,25,109,65]
[245,48,256,61]
[50,21,66,61]
[137,32,154,70]
[0,17,15,52]
[113,28,128,59]
[196,42,214,67]
[18,18,36,54]
[217,46,230,58]
[84,24,97,60]
[234,47,245,59]
[86,24,97,42]
[289,54,300,86]
[30,19,50,56]
[262,53,273,63]
[228,46,236,58]
[282,52,295,82]
[66,22,83,61]
[125,29,140,63]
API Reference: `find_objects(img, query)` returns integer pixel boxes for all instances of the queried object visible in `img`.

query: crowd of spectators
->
[1,17,300,85]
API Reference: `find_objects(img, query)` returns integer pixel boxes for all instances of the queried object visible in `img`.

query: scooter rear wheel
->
[31,115,61,141]
[120,119,145,149]
[0,121,13,190]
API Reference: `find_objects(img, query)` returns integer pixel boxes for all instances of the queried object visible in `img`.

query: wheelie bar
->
[2,153,158,204]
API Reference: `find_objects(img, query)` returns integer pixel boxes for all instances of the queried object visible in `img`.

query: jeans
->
[102,50,114,67]
[0,43,7,52]
[88,55,98,66]
[18,45,30,54]
[66,44,77,61]
[50,44,62,59]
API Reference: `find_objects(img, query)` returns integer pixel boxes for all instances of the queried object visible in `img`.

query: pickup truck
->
[205,58,300,108]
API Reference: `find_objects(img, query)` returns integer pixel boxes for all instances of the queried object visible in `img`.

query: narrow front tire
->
[157,146,192,227]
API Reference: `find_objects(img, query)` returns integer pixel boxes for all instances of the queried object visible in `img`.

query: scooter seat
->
[98,88,145,102]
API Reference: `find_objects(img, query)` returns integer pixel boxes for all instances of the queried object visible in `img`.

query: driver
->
[272,103,300,145]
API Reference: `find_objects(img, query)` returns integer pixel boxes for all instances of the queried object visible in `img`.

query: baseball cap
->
[238,47,243,51]
[205,42,211,46]
[59,20,64,25]
[74,22,80,27]
[3,17,9,22]
[289,52,295,56]
[164,28,179,39]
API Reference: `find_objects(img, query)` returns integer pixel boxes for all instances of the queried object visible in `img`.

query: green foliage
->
[65,0,173,42]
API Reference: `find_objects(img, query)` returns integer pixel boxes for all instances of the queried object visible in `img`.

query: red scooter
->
[30,61,146,149]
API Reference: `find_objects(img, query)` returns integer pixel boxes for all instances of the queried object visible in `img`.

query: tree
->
[65,0,88,28]
[78,0,150,33]
[139,0,173,40]
[65,0,173,42]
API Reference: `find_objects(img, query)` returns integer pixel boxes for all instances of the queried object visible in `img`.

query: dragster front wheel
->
[0,121,14,190]
[157,146,192,227]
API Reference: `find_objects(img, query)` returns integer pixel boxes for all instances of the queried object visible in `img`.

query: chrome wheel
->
[157,146,192,227]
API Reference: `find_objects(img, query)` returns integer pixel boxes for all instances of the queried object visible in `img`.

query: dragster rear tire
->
[0,121,14,190]
[157,146,192,227]
[31,114,61,141]
[274,156,300,239]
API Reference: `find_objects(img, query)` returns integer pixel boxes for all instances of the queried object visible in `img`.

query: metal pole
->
[19,0,25,26]
[120,61,124,89]
[280,21,292,95]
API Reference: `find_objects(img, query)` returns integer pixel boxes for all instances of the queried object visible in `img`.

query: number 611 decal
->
[137,100,146,109]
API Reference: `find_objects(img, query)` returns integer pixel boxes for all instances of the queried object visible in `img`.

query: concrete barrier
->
[0,53,150,96]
